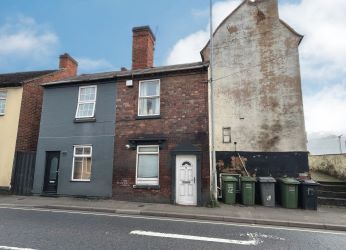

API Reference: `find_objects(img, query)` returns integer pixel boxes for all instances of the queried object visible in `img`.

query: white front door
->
[176,155,197,206]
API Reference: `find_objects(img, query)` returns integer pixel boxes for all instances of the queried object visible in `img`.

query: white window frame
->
[71,145,93,182]
[136,145,159,186]
[0,90,7,115]
[75,85,97,119]
[138,79,160,117]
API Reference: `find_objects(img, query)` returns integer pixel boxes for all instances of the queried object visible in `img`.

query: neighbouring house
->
[0,54,77,194]
[32,69,116,197]
[201,0,308,181]
[31,26,210,205]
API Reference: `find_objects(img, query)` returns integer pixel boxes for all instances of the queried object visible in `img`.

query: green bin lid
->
[240,176,256,182]
[279,177,300,185]
[222,176,238,182]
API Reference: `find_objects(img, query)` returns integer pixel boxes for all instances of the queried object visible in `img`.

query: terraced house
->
[0,54,77,194]
[29,0,307,206]
[32,27,211,206]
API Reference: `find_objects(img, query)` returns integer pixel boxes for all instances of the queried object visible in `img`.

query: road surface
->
[0,206,345,250]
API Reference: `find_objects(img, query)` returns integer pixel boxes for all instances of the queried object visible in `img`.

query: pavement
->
[0,195,345,232]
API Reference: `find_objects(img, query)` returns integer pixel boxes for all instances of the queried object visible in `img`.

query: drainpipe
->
[209,0,218,203]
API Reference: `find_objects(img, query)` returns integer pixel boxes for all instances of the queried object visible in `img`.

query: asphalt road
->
[0,206,345,250]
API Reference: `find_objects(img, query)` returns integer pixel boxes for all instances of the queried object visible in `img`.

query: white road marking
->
[130,230,262,245]
[0,205,345,236]
[0,246,37,250]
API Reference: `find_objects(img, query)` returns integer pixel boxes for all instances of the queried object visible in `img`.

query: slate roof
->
[0,70,57,87]
[43,62,209,86]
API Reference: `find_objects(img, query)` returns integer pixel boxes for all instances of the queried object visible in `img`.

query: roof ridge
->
[0,69,56,76]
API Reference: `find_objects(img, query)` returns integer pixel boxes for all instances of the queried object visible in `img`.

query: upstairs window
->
[72,145,92,181]
[138,80,160,116]
[76,86,97,118]
[0,91,7,115]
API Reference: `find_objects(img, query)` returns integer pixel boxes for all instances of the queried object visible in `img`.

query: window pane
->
[223,128,230,136]
[49,157,59,180]
[138,155,158,178]
[83,147,91,155]
[82,157,91,179]
[75,147,83,155]
[138,146,158,153]
[80,87,96,101]
[73,156,91,180]
[73,157,83,179]
[77,103,95,117]
[139,97,159,116]
[0,92,6,99]
[0,99,5,114]
[140,81,159,97]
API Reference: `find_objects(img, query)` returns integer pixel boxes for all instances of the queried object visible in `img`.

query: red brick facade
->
[15,56,77,152]
[132,26,155,70]
[113,69,210,204]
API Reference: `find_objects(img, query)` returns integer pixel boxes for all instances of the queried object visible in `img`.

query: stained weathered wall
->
[204,0,307,153]
[309,154,346,180]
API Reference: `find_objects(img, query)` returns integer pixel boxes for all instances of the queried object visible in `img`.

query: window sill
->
[74,117,96,123]
[133,185,160,190]
[136,115,161,120]
[70,179,91,182]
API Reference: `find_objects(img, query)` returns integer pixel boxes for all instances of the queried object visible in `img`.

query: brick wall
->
[15,69,76,152]
[113,69,210,204]
[132,26,155,70]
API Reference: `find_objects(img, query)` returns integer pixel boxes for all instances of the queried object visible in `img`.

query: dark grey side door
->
[43,152,60,194]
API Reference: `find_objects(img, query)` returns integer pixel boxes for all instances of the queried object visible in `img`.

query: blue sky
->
[0,0,212,72]
[0,0,297,72]
[0,0,345,154]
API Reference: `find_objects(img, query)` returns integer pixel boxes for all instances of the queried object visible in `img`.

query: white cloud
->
[304,81,346,154]
[279,0,346,83]
[0,16,58,67]
[76,57,114,73]
[166,0,241,65]
[166,30,209,65]
[304,81,346,136]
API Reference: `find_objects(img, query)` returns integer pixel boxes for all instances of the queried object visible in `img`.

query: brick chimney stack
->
[59,53,78,76]
[132,26,156,70]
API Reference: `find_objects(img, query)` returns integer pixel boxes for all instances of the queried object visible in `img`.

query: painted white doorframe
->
[175,155,197,206]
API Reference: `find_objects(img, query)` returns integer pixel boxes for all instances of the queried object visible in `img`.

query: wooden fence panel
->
[11,151,36,195]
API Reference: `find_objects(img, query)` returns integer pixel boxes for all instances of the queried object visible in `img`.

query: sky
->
[0,0,345,154]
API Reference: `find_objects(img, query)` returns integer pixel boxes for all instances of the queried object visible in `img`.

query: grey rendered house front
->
[32,77,116,197]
